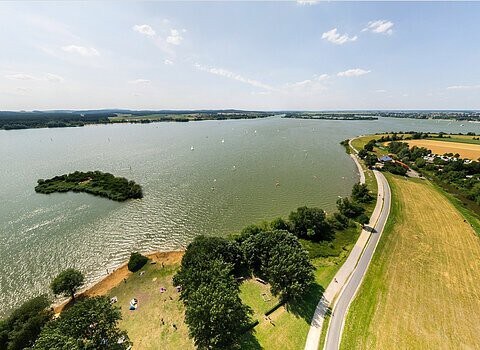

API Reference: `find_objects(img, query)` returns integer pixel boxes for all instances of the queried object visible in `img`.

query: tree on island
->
[50,269,84,302]
[34,296,131,350]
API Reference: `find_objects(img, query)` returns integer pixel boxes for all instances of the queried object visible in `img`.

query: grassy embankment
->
[341,169,480,347]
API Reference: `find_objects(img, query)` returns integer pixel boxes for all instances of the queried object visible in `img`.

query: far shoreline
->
[53,250,184,314]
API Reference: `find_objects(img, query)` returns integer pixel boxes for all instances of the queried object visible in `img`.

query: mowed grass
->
[406,139,480,159]
[341,175,480,349]
[240,279,279,321]
[243,225,361,350]
[106,262,195,350]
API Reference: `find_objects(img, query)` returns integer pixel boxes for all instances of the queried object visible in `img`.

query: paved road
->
[324,170,391,350]
[304,138,382,350]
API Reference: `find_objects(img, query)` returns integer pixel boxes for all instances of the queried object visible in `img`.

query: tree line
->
[173,182,374,349]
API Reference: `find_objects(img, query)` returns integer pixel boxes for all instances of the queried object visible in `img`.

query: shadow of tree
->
[239,329,263,350]
[285,282,325,324]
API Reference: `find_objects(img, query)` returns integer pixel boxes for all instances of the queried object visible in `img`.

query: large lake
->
[1,116,478,314]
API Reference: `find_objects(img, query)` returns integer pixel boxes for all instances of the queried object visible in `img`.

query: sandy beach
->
[53,250,184,314]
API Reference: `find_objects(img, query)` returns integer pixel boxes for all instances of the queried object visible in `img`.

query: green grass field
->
[341,174,480,349]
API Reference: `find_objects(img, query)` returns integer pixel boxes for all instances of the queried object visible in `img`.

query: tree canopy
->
[127,252,148,272]
[242,230,314,302]
[34,296,131,350]
[351,183,373,203]
[183,260,252,350]
[35,171,143,202]
[50,268,84,301]
[0,295,52,350]
[288,206,332,241]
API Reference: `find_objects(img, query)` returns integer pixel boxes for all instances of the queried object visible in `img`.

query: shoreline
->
[53,250,184,314]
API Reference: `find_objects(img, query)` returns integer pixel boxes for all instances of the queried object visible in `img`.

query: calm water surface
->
[1,116,479,314]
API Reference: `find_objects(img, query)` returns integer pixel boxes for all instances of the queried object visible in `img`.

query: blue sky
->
[1,1,479,110]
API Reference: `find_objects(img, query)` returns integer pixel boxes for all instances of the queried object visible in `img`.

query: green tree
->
[242,231,314,302]
[356,214,370,226]
[288,206,332,241]
[173,236,248,300]
[50,269,84,301]
[363,140,376,152]
[358,149,368,158]
[0,295,52,350]
[364,153,378,167]
[183,260,252,350]
[127,252,148,272]
[336,197,365,218]
[327,212,350,230]
[351,183,373,203]
[34,296,130,350]
[270,217,289,231]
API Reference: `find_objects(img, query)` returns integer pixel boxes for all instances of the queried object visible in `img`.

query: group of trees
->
[1,268,130,350]
[174,230,314,349]
[0,111,113,130]
[174,180,374,349]
[173,236,258,349]
[35,171,143,202]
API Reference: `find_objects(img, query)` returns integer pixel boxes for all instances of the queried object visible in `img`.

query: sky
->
[0,1,480,111]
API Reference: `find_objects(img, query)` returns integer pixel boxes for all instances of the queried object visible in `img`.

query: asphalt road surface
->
[324,170,391,350]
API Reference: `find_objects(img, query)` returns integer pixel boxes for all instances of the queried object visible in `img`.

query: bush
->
[127,252,149,272]
[383,162,408,176]
[351,183,373,203]
[336,197,365,219]
[356,214,370,226]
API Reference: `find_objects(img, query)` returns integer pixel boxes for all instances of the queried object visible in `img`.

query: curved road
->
[324,170,391,349]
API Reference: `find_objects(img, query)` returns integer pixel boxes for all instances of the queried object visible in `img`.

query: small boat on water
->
[190,146,194,151]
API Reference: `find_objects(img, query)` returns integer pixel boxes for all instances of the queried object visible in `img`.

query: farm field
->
[341,175,480,349]
[406,139,480,159]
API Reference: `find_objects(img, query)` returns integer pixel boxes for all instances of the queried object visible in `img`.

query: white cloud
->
[133,24,156,37]
[375,89,387,93]
[129,79,150,84]
[194,63,275,91]
[61,45,99,57]
[296,0,319,4]
[45,73,64,83]
[337,68,371,77]
[322,28,357,45]
[166,29,184,45]
[5,73,37,81]
[284,74,330,91]
[447,84,480,90]
[363,20,394,35]
[4,73,64,83]
[164,59,173,65]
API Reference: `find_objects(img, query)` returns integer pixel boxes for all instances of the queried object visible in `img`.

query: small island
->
[35,171,143,202]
